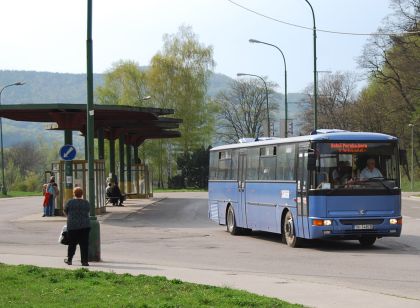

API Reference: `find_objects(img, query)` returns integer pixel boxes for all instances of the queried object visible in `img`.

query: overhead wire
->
[227,0,420,36]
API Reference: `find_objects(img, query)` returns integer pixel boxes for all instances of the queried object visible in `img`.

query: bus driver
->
[360,158,383,179]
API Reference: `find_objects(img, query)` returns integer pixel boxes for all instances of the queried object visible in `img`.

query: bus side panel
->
[276,183,298,234]
[245,182,297,233]
[208,181,241,226]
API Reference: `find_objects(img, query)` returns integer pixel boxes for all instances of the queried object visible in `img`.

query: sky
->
[0,0,394,93]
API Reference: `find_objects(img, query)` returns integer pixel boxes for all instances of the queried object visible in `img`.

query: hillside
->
[0,70,304,147]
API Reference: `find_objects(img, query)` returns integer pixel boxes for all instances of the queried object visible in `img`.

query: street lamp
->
[0,81,25,195]
[303,0,318,131]
[86,0,101,261]
[409,123,415,191]
[249,39,288,138]
[237,73,270,137]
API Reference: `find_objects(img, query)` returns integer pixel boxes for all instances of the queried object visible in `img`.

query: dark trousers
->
[67,228,90,263]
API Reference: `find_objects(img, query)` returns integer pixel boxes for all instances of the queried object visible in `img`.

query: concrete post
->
[126,144,132,194]
[119,135,125,193]
[98,128,105,160]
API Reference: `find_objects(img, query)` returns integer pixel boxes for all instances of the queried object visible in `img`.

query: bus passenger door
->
[238,153,247,228]
[297,147,310,238]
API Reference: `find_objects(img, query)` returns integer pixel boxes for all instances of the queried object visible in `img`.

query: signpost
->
[60,142,76,216]
[60,144,77,161]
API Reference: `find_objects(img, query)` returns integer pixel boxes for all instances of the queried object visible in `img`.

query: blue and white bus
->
[208,130,403,247]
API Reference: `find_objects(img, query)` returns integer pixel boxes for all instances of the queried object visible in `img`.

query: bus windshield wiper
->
[366,177,392,192]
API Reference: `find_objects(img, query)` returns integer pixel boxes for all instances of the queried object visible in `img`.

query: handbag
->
[58,225,69,245]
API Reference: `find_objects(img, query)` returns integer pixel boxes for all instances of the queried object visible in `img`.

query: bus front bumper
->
[309,217,402,239]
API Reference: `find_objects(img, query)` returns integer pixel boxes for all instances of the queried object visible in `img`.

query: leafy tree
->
[168,146,210,189]
[148,25,216,152]
[357,0,420,175]
[96,60,150,107]
[215,78,278,143]
[4,140,60,192]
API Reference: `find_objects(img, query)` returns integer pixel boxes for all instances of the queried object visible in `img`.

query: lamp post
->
[249,39,288,138]
[0,82,25,195]
[86,0,101,261]
[237,73,270,137]
[303,0,318,131]
[409,123,415,191]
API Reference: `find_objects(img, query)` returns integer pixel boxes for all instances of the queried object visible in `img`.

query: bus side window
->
[209,151,218,180]
[277,144,295,180]
[259,147,277,181]
[247,147,259,180]
[217,151,232,180]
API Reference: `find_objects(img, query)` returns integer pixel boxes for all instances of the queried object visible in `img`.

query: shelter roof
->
[0,104,182,146]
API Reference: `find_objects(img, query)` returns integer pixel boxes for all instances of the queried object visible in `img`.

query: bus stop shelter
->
[0,103,182,214]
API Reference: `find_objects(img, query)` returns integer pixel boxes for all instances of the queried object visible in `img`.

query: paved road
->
[0,193,420,307]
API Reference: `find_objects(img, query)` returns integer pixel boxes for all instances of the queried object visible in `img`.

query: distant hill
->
[0,70,306,147]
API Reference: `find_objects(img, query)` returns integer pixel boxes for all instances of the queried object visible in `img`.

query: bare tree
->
[358,0,420,113]
[300,72,359,133]
[215,78,278,143]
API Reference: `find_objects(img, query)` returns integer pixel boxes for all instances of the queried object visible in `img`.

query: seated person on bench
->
[106,182,124,206]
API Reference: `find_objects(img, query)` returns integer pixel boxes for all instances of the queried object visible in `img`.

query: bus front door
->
[238,153,247,228]
[297,147,310,238]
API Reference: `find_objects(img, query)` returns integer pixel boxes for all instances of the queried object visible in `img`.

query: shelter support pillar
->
[62,130,73,215]
[119,135,125,193]
[84,136,88,160]
[109,133,116,181]
[98,128,105,160]
[134,145,140,164]
[126,144,132,194]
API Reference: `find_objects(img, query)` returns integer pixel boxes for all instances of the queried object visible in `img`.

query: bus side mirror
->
[399,149,408,165]
[307,153,317,171]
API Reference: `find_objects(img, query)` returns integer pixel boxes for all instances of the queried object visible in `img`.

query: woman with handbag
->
[63,187,91,266]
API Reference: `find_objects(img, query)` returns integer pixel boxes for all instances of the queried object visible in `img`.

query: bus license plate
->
[354,224,373,230]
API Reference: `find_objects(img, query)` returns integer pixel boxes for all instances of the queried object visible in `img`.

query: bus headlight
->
[390,218,402,225]
[312,219,332,226]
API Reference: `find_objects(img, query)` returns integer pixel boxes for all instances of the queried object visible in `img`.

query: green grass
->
[153,188,208,193]
[0,191,41,198]
[0,264,300,308]
[400,177,420,192]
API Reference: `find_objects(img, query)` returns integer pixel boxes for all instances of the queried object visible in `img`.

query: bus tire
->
[226,206,240,235]
[283,211,302,248]
[359,237,376,247]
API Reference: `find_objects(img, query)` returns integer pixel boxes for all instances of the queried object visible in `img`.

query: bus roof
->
[211,131,398,152]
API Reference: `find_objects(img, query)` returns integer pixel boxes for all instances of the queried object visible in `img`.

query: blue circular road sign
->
[60,144,77,161]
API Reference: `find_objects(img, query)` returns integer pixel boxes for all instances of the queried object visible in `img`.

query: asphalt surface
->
[0,192,420,307]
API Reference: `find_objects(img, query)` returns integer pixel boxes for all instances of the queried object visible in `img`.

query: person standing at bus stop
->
[44,177,59,217]
[64,187,91,266]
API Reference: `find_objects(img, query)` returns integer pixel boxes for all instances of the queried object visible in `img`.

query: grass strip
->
[0,264,301,307]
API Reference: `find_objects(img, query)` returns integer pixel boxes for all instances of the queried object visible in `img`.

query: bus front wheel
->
[283,211,302,248]
[226,206,240,235]
[359,237,376,247]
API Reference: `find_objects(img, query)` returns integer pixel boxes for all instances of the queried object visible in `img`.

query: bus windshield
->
[314,142,399,190]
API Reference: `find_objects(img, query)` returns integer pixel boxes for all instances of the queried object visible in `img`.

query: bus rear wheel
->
[226,206,240,235]
[359,237,376,247]
[283,211,302,248]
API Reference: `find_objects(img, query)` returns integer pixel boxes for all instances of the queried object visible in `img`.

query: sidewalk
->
[13,197,166,223]
[402,191,420,202]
